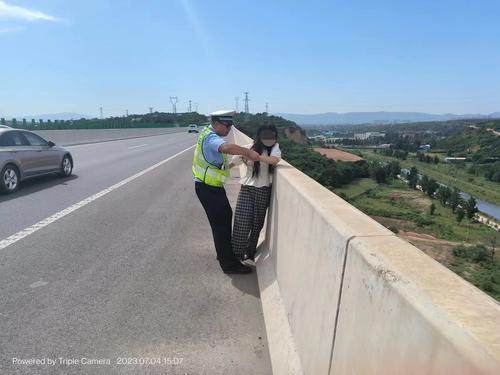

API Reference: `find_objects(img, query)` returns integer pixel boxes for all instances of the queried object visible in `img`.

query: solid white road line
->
[128,144,148,149]
[0,145,195,251]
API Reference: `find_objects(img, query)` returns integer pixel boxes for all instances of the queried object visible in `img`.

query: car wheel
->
[1,164,20,194]
[59,155,73,177]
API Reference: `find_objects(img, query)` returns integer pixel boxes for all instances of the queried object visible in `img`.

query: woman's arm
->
[259,154,280,165]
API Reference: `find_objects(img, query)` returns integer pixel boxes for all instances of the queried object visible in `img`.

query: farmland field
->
[314,147,363,161]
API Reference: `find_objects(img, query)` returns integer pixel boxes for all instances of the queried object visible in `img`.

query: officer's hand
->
[247,150,260,162]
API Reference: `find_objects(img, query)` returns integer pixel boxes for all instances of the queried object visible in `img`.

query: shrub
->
[453,245,490,263]
[388,225,399,234]
[415,216,433,227]
[429,203,436,215]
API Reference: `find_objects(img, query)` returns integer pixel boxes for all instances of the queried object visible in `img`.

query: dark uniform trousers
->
[195,181,239,269]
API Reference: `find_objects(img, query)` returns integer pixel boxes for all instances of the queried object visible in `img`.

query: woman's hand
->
[259,154,280,165]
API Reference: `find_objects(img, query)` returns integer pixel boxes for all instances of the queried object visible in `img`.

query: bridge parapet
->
[229,127,500,374]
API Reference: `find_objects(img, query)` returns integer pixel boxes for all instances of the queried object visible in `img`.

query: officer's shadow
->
[227,271,260,298]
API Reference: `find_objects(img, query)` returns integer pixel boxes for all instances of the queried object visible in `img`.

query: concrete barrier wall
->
[33,127,186,146]
[230,127,500,374]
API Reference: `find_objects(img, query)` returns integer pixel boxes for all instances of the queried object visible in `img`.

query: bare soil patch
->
[314,148,363,162]
[370,216,461,267]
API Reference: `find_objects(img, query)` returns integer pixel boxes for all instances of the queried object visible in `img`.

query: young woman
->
[230,125,281,262]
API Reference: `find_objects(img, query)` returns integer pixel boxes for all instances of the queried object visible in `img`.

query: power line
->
[169,96,178,114]
[244,92,249,113]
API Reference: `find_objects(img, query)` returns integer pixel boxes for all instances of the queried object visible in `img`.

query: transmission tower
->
[265,102,269,114]
[244,92,249,113]
[149,107,154,114]
[234,96,240,112]
[99,106,103,119]
[125,109,129,117]
[188,100,192,112]
[194,102,199,112]
[169,96,178,114]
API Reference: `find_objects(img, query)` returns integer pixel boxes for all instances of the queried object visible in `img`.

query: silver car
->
[0,129,73,194]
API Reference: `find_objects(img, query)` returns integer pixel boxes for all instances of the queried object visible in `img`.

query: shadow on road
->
[0,174,79,202]
[228,272,261,298]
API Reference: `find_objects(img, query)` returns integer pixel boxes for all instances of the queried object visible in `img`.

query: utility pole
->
[188,100,192,112]
[234,96,239,112]
[149,107,154,114]
[244,92,249,113]
[99,106,103,119]
[169,96,178,114]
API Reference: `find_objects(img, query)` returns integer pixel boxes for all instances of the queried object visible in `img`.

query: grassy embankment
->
[333,178,500,301]
[360,149,500,204]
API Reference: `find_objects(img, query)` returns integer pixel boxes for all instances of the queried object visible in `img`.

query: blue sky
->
[1,0,499,117]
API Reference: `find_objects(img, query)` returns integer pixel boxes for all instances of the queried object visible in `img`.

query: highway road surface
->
[0,132,272,374]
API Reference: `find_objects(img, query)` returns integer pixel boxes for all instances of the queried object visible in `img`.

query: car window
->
[23,132,49,146]
[0,131,29,147]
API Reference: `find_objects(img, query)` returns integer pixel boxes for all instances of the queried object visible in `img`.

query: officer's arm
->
[219,143,253,157]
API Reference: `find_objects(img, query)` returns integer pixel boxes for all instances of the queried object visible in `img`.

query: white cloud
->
[0,1,58,22]
[0,25,25,33]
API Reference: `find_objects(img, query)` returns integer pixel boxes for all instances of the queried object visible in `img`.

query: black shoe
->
[222,263,253,274]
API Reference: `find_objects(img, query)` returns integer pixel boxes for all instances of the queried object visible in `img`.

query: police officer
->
[193,110,260,274]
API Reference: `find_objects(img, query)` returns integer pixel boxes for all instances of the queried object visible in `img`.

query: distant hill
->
[435,119,500,161]
[235,113,307,144]
[277,111,500,126]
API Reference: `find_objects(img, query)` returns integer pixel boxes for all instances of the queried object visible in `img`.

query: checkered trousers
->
[232,185,271,259]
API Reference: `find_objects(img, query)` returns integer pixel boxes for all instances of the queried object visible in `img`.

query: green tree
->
[429,203,436,215]
[449,188,462,213]
[425,178,438,197]
[436,185,451,206]
[420,175,429,192]
[408,167,419,189]
[456,208,465,224]
[374,166,387,183]
[463,196,478,220]
[388,161,401,179]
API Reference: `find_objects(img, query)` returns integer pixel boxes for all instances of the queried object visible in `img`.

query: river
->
[400,169,500,221]
[460,192,500,221]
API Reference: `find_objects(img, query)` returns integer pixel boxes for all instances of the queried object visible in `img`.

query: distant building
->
[444,157,468,163]
[354,132,386,140]
[402,133,417,141]
[418,144,431,152]
[377,143,392,149]
[308,135,326,142]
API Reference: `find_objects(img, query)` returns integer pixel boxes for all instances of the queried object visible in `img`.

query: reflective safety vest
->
[192,126,230,187]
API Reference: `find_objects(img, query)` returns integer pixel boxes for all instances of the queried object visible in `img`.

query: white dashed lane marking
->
[0,145,195,251]
[128,144,148,149]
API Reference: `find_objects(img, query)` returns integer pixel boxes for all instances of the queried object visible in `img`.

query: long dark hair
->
[251,124,278,178]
